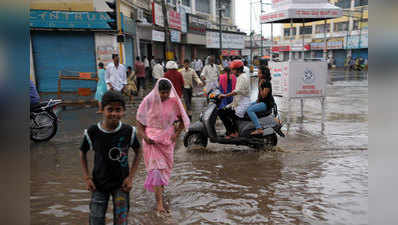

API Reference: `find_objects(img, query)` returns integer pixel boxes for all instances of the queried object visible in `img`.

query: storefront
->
[30,10,115,93]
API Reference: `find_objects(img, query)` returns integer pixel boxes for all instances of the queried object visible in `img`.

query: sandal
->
[250,129,264,135]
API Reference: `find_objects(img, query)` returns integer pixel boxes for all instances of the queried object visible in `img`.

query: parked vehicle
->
[30,99,62,142]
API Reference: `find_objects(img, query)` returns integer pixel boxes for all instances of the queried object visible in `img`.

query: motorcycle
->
[184,89,284,150]
[30,99,62,142]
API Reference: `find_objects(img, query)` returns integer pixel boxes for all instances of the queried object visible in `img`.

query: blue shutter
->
[124,36,134,68]
[32,31,96,92]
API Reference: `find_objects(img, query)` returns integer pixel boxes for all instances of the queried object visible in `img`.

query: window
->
[217,0,231,17]
[182,0,190,6]
[315,24,330,33]
[334,0,351,9]
[196,0,210,13]
[353,18,368,30]
[299,26,312,35]
[355,0,368,7]
[334,21,349,32]
[284,27,296,36]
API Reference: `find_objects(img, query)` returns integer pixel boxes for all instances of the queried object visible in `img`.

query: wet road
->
[31,70,368,225]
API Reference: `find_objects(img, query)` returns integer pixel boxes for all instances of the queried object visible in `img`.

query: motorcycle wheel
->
[184,132,208,148]
[30,111,58,142]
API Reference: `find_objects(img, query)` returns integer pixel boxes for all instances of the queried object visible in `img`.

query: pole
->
[219,1,223,60]
[116,0,123,63]
[302,21,305,60]
[289,19,293,61]
[271,23,273,61]
[358,7,364,49]
[323,19,327,60]
[162,0,172,61]
[260,0,263,57]
[250,0,253,65]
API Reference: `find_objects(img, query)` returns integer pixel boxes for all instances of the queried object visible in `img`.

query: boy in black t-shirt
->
[80,91,141,225]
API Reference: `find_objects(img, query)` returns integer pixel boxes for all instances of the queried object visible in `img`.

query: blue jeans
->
[89,188,129,225]
[247,102,267,129]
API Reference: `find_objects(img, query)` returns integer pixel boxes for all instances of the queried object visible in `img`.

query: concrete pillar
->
[231,0,236,25]
[211,0,217,22]
[191,0,196,13]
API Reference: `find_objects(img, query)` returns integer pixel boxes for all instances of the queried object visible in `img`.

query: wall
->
[31,0,94,11]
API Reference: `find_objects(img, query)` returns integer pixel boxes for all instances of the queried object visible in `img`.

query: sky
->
[235,0,282,38]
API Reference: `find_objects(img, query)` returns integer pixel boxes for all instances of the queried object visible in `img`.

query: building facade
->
[278,0,368,67]
[30,0,243,93]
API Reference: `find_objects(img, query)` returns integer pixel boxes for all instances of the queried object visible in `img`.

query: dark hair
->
[112,54,119,59]
[184,59,190,64]
[136,56,140,61]
[98,62,104,68]
[259,65,271,81]
[158,79,172,92]
[101,91,126,110]
[224,66,231,80]
[127,66,132,70]
[236,66,244,74]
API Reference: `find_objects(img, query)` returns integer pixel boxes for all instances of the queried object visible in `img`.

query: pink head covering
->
[136,78,190,131]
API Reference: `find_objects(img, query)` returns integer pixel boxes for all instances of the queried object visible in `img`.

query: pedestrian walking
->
[193,57,203,75]
[136,78,190,215]
[134,56,146,97]
[152,59,164,83]
[105,54,127,93]
[164,61,185,98]
[124,66,137,102]
[201,56,219,91]
[144,56,150,81]
[95,62,107,113]
[181,59,203,119]
[80,91,142,225]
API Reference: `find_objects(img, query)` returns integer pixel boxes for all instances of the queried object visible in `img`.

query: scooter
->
[30,99,62,142]
[184,89,284,150]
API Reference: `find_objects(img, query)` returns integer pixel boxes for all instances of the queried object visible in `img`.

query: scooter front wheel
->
[184,132,208,149]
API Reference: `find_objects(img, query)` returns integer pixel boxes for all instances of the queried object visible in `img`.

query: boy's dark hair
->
[101,91,126,110]
[127,66,132,70]
[98,62,104,68]
[184,59,190,64]
[158,79,172,92]
[136,56,140,61]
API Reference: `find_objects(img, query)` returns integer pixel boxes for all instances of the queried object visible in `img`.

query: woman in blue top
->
[95,62,107,113]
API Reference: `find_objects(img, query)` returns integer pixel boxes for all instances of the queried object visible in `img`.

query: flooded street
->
[31,71,368,225]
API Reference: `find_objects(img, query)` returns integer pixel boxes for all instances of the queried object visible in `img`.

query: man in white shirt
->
[152,59,164,83]
[105,54,127,92]
[201,56,219,91]
[181,59,203,118]
[193,58,203,75]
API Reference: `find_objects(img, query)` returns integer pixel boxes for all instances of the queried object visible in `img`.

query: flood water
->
[31,71,368,225]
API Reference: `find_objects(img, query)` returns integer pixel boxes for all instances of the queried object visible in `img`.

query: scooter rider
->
[218,59,251,139]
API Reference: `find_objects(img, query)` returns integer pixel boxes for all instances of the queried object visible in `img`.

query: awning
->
[260,2,343,24]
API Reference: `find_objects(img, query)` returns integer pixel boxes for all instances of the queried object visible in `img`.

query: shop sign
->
[327,38,344,49]
[30,10,116,30]
[123,16,136,35]
[179,6,188,33]
[170,30,181,43]
[222,50,240,56]
[260,11,288,24]
[272,46,290,52]
[206,31,245,49]
[168,9,181,30]
[241,49,251,56]
[152,30,165,42]
[345,34,368,49]
[187,14,207,35]
[152,2,164,27]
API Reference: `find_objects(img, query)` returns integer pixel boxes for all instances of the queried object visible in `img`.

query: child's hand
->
[122,176,133,192]
[86,178,96,192]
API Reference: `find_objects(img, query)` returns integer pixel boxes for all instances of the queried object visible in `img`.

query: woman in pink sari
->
[136,78,190,214]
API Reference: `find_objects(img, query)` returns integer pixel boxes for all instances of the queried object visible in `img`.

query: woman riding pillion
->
[218,60,251,139]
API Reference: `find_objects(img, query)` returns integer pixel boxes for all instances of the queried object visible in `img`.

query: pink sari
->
[136,78,190,192]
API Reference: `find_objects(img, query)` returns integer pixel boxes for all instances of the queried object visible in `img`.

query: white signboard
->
[170,30,181,43]
[152,30,165,42]
[241,49,251,56]
[153,3,164,27]
[270,61,327,98]
[206,31,245,49]
[345,34,368,49]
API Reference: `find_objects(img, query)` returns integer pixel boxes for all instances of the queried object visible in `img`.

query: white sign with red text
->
[270,61,327,98]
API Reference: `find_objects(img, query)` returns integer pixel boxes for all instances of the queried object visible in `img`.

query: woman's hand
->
[218,94,226,99]
[171,133,177,143]
[144,135,155,144]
